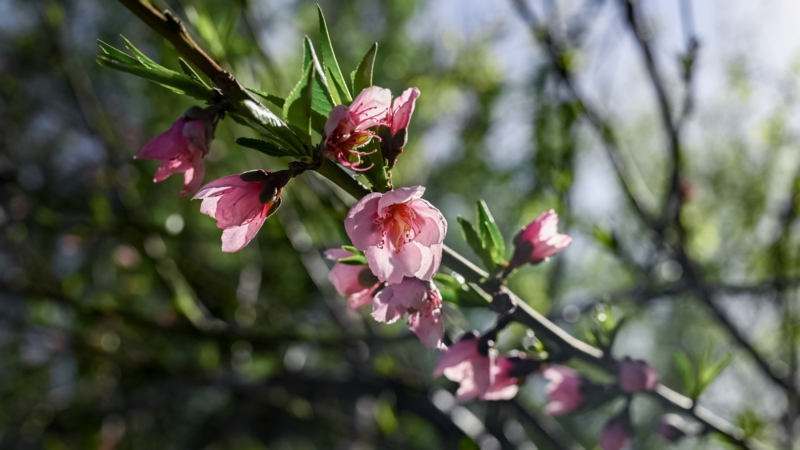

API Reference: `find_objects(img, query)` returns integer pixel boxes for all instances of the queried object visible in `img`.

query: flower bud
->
[543,366,584,414]
[618,357,659,393]
[657,414,692,442]
[600,410,633,450]
[508,210,571,271]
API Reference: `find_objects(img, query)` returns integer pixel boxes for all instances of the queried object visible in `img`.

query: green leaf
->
[351,43,378,95]
[698,354,733,395]
[458,217,495,270]
[341,245,362,256]
[302,37,336,133]
[247,88,285,108]
[98,40,139,65]
[282,62,315,140]
[121,36,159,67]
[673,351,696,397]
[338,255,368,266]
[235,137,292,158]
[476,200,506,268]
[317,6,351,104]
[97,38,214,101]
[178,58,209,88]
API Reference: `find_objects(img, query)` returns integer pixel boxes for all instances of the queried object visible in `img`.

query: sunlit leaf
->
[351,43,378,95]
[317,6,351,104]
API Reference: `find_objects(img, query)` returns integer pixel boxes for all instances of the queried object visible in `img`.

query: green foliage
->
[673,350,733,399]
[316,6,352,104]
[235,137,293,158]
[96,37,215,101]
[351,43,378,95]
[457,201,506,271]
[282,62,316,140]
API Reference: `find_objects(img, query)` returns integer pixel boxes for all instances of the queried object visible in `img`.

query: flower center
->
[376,203,419,252]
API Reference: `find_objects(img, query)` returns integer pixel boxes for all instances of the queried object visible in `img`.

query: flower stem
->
[315,157,372,199]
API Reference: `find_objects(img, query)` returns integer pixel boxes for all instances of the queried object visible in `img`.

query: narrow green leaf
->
[476,200,506,268]
[302,38,336,134]
[342,245,361,255]
[96,56,214,101]
[458,217,494,270]
[247,88,286,108]
[673,351,696,397]
[121,36,159,68]
[338,255,369,266]
[98,40,139,65]
[235,137,292,158]
[282,62,315,140]
[317,6,351,103]
[178,58,209,88]
[698,354,733,395]
[351,43,378,95]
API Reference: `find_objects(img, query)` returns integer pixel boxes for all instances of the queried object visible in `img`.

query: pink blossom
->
[324,86,392,171]
[193,170,290,252]
[657,414,689,442]
[135,106,218,195]
[325,249,380,309]
[509,210,571,269]
[543,366,584,414]
[344,186,446,285]
[618,357,659,393]
[372,277,444,349]
[600,412,633,450]
[381,87,420,168]
[433,337,520,401]
[482,356,521,400]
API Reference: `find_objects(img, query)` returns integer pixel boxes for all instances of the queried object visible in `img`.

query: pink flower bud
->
[135,106,218,195]
[600,411,633,450]
[434,336,522,401]
[618,357,659,393]
[193,170,289,252]
[657,414,689,442]
[324,86,391,171]
[382,87,420,168]
[345,186,446,285]
[324,249,380,309]
[543,366,584,414]
[509,210,571,270]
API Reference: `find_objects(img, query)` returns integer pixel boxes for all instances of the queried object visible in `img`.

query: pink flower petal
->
[390,87,420,135]
[344,193,383,249]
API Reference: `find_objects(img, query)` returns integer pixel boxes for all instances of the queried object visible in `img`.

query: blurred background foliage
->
[1,0,800,448]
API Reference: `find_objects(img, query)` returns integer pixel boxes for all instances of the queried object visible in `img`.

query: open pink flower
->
[325,249,380,309]
[372,277,444,349]
[482,356,522,400]
[543,366,584,414]
[135,106,218,195]
[509,210,572,270]
[434,336,521,401]
[345,186,446,285]
[600,411,633,450]
[618,357,659,393]
[381,87,420,168]
[193,170,290,252]
[324,86,391,171]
